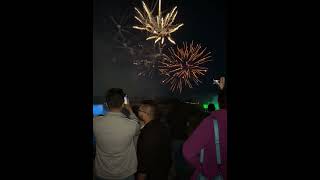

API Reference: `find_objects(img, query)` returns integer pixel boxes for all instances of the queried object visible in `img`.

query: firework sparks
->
[132,42,166,78]
[158,41,212,93]
[133,0,184,45]
[134,58,157,78]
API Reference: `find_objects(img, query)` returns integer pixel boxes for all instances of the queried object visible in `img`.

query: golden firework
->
[133,0,184,45]
[159,41,212,93]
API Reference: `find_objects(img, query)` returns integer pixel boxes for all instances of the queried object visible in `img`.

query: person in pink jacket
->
[183,90,227,180]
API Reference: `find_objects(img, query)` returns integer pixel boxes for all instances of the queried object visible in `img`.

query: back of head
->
[140,100,159,120]
[105,88,125,109]
[208,103,215,112]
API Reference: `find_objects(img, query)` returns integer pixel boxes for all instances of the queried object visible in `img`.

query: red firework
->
[158,41,212,93]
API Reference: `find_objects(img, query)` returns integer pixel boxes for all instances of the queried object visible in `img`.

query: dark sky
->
[93,0,225,103]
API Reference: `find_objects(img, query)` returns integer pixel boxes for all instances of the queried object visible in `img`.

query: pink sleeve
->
[182,117,211,168]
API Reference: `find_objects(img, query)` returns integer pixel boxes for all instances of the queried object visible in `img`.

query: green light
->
[203,96,220,111]
[214,96,220,110]
[203,104,208,109]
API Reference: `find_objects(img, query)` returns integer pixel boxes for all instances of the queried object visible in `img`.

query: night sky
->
[93,0,225,103]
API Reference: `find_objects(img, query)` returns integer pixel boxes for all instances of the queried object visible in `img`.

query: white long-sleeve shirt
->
[93,112,140,179]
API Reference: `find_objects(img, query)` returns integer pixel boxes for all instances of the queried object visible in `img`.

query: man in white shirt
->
[94,88,140,180]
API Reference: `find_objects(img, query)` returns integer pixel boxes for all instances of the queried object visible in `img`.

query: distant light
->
[214,96,220,110]
[203,96,220,110]
[185,101,199,105]
[202,103,208,109]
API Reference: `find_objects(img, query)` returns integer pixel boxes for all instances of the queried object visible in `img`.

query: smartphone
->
[124,95,129,105]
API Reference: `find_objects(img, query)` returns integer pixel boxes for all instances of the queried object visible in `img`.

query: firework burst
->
[133,0,184,45]
[158,41,212,93]
[132,42,165,78]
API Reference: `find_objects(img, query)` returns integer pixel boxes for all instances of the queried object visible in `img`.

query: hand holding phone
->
[124,95,129,105]
[123,94,134,115]
[219,76,225,90]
